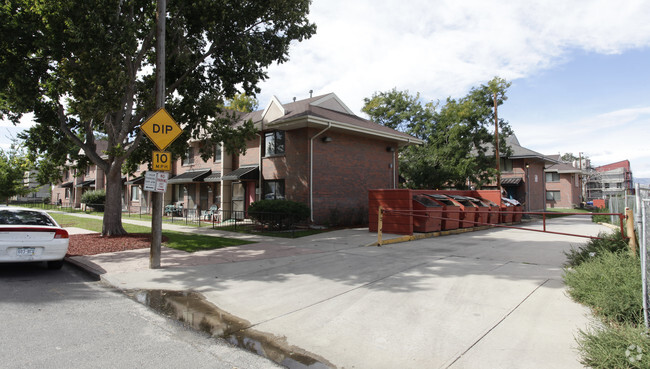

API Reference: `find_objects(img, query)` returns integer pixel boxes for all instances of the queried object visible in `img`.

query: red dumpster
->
[423,194,460,230]
[478,197,500,224]
[412,195,443,232]
[500,198,515,223]
[503,198,523,222]
[447,195,478,228]
[465,196,490,226]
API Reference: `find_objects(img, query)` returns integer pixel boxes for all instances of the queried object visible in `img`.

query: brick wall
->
[311,129,396,224]
[546,172,580,208]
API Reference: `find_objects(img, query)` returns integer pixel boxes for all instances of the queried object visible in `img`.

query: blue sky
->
[254,0,650,178]
[2,0,650,178]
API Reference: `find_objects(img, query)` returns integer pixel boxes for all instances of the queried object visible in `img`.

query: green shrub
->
[248,200,309,229]
[564,251,642,325]
[564,230,630,267]
[592,207,612,224]
[577,324,650,369]
[81,189,106,211]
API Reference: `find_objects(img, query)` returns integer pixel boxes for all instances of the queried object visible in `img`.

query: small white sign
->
[143,171,169,193]
[155,172,168,192]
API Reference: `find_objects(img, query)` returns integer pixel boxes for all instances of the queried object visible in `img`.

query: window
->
[546,191,561,201]
[264,180,285,200]
[65,188,70,199]
[545,172,560,182]
[264,131,285,157]
[177,185,184,202]
[131,186,141,201]
[499,158,513,172]
[183,146,195,165]
[213,183,221,204]
[213,143,222,162]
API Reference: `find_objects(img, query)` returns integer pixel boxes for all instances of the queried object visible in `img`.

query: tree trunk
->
[103,164,127,236]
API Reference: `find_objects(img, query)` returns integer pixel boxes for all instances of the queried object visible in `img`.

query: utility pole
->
[151,0,166,269]
[579,152,583,203]
[493,92,501,193]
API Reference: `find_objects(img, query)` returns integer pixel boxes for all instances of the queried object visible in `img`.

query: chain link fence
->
[637,184,650,329]
[606,190,637,224]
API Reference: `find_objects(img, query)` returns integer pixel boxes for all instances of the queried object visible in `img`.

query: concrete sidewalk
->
[66,215,606,369]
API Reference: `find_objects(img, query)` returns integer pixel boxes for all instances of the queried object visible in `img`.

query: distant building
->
[12,170,50,202]
[585,160,633,200]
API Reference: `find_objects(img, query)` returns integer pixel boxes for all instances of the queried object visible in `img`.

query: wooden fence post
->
[377,206,383,246]
[626,207,638,256]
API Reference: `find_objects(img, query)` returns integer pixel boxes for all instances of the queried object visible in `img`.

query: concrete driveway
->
[87,216,607,368]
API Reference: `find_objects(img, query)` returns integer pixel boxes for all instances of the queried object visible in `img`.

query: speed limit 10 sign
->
[152,151,171,171]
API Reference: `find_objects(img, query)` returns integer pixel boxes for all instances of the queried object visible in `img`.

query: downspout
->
[257,133,262,202]
[392,149,396,189]
[257,118,265,202]
[310,123,332,223]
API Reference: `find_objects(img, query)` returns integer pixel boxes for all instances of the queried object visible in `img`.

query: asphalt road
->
[0,262,282,369]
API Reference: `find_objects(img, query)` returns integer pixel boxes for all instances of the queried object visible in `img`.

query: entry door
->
[200,184,209,211]
[231,182,245,220]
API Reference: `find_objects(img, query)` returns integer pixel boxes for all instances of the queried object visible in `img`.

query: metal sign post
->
[149,0,167,269]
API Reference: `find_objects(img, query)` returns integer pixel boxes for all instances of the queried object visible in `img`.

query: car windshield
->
[0,210,57,226]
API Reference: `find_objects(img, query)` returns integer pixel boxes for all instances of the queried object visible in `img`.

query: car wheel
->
[47,260,64,270]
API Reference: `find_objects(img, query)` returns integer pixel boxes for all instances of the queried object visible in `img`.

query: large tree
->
[1,0,316,235]
[0,144,33,204]
[363,77,513,189]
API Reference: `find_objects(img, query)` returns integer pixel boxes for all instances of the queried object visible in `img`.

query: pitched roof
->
[483,134,557,163]
[241,93,422,146]
[545,154,583,173]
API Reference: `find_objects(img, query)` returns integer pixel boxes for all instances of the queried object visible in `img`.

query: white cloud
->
[515,106,650,176]
[257,0,650,113]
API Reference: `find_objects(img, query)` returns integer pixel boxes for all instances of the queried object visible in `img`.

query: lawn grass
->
[543,207,591,219]
[217,225,326,238]
[546,208,591,213]
[50,213,253,252]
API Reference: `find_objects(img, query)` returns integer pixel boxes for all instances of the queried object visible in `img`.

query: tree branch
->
[56,103,109,172]
[125,130,146,157]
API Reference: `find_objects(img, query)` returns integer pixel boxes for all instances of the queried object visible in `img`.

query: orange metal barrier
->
[376,207,626,246]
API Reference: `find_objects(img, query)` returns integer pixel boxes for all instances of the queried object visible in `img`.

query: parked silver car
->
[0,207,69,269]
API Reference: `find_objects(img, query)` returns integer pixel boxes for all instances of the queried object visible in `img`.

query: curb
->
[64,256,103,281]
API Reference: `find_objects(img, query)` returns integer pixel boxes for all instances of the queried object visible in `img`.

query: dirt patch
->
[67,233,168,256]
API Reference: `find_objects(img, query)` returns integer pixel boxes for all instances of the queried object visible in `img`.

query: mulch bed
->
[67,233,168,256]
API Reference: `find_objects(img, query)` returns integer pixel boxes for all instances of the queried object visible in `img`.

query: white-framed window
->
[131,186,141,201]
[213,143,222,162]
[182,146,195,166]
[545,172,560,182]
[264,180,285,200]
[546,191,561,201]
[264,131,285,157]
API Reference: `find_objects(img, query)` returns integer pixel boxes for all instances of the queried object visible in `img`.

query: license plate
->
[17,247,36,256]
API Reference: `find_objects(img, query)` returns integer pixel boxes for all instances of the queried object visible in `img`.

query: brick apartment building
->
[544,155,583,209]
[52,93,422,224]
[484,135,556,211]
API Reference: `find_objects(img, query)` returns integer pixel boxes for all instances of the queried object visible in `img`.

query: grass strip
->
[50,213,253,252]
